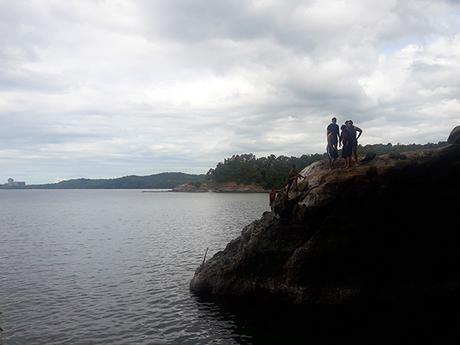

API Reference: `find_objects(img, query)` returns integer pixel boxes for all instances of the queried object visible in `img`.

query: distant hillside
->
[27,172,205,189]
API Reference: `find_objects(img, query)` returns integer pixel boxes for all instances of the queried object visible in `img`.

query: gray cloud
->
[0,0,459,183]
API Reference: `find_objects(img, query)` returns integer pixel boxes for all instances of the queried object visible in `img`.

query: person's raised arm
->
[356,126,363,140]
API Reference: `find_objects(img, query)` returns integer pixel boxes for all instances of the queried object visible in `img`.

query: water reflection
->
[192,294,460,345]
[192,295,357,345]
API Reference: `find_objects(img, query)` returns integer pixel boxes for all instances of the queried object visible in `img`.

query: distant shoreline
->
[141,189,172,192]
[0,188,268,193]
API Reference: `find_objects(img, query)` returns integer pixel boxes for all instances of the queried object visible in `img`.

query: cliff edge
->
[190,128,460,305]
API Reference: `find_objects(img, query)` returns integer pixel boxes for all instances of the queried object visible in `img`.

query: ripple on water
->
[0,190,268,345]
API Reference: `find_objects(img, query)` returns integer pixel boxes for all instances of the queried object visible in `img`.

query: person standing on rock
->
[346,120,363,163]
[340,124,353,169]
[327,117,340,146]
[286,165,304,194]
[326,117,340,169]
[269,188,283,212]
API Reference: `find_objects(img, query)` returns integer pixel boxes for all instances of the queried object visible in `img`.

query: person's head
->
[341,125,347,130]
[331,117,337,124]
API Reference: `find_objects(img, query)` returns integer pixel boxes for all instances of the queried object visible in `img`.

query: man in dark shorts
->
[340,124,353,169]
[346,120,363,163]
[327,117,340,146]
[326,117,340,169]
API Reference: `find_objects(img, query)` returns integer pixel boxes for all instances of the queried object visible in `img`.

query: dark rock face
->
[448,125,460,144]
[190,144,460,304]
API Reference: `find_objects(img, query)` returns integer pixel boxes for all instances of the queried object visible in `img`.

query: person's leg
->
[286,180,293,194]
[344,156,351,169]
[332,144,338,169]
[343,145,350,169]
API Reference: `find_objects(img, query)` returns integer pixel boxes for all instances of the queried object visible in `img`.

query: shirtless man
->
[286,165,304,194]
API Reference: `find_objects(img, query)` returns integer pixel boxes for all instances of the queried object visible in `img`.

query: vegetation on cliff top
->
[205,142,447,189]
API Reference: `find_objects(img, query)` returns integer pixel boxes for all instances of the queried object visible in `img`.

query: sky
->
[1,0,459,184]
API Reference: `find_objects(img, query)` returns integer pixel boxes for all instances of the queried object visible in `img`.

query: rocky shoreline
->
[172,181,267,193]
[190,128,460,305]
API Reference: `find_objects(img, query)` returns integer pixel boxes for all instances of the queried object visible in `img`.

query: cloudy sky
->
[1,0,459,183]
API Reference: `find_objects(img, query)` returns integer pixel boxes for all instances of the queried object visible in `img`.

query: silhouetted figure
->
[269,188,282,212]
[327,117,340,146]
[346,120,362,163]
[340,124,353,169]
[326,117,340,169]
[286,165,304,194]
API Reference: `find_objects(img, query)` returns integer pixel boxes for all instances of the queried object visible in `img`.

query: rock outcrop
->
[172,182,209,192]
[190,136,460,305]
[448,125,460,144]
[173,181,266,193]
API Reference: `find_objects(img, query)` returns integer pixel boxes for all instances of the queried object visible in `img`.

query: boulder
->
[447,125,460,144]
[360,152,377,163]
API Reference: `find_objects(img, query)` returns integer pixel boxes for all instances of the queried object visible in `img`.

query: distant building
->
[4,178,26,188]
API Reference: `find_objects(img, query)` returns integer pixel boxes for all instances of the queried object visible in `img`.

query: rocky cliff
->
[190,129,460,305]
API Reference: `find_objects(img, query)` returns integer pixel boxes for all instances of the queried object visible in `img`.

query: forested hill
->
[206,153,324,189]
[27,172,205,189]
[206,142,448,189]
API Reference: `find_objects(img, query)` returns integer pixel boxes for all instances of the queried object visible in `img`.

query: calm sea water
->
[2,190,453,345]
[0,190,271,345]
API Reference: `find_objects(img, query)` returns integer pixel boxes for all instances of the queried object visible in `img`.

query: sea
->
[1,189,452,345]
[0,190,274,345]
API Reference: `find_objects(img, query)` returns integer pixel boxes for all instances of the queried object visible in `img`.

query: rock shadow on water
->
[192,294,460,345]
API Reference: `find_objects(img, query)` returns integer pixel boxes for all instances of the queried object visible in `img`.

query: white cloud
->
[0,0,459,183]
